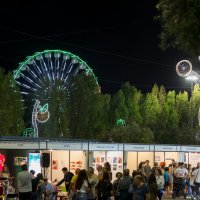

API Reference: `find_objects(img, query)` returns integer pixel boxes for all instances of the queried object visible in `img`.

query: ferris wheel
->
[13,49,99,137]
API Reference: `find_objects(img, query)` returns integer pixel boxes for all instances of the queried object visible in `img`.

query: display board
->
[188,152,200,168]
[28,153,41,175]
[69,151,86,174]
[92,151,123,181]
[51,150,69,182]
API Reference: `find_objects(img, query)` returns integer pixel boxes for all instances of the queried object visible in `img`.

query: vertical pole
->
[69,150,71,172]
[87,141,89,169]
[191,81,194,132]
[123,144,125,170]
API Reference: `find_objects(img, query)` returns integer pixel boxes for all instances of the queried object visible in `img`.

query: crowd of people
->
[1,159,200,199]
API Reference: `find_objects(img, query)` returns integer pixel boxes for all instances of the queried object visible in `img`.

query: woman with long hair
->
[148,172,158,200]
[75,169,90,200]
[96,171,113,200]
[104,162,112,181]
[138,162,147,183]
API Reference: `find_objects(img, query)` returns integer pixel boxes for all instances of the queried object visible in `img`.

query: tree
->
[156,0,200,56]
[158,91,179,143]
[69,73,108,139]
[109,89,129,126]
[142,85,161,128]
[121,82,142,124]
[192,84,200,128]
[176,91,190,127]
[175,91,195,143]
[0,68,25,135]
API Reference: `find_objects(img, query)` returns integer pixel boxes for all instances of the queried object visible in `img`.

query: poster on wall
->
[70,161,83,171]
[52,160,58,170]
[93,151,123,181]
[69,151,86,174]
[29,153,41,175]
[189,153,200,167]
[93,151,106,171]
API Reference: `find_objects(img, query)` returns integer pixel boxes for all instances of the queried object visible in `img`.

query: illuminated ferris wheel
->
[13,49,99,137]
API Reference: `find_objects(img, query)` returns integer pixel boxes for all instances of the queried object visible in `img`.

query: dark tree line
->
[1,67,200,144]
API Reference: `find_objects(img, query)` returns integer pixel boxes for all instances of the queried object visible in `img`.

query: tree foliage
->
[0,68,25,135]
[1,66,200,144]
[156,0,200,56]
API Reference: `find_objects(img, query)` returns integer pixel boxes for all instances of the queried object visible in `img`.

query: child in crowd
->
[164,167,170,194]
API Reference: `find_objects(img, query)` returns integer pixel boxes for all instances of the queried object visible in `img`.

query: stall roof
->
[0,138,200,152]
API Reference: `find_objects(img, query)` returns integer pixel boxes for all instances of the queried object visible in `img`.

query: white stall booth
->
[124,144,187,172]
[47,141,87,182]
[2,140,200,182]
[88,143,124,180]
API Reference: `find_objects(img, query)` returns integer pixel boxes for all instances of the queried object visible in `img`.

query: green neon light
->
[116,119,126,126]
[23,128,34,137]
[13,49,99,86]
[38,103,48,113]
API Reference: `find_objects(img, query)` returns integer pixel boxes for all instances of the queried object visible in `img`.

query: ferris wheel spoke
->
[26,66,46,87]
[20,91,29,95]
[20,73,42,89]
[40,59,51,81]
[33,60,49,85]
[16,81,37,92]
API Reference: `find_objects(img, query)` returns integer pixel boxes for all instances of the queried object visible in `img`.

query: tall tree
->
[110,89,129,126]
[156,0,200,56]
[121,82,142,124]
[142,84,161,142]
[69,73,107,139]
[0,68,25,135]
[192,84,200,128]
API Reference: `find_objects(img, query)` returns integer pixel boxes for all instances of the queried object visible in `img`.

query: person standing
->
[148,172,158,200]
[69,168,80,200]
[117,169,132,200]
[155,169,164,200]
[56,167,74,192]
[96,171,113,200]
[129,175,150,200]
[96,165,103,181]
[173,162,188,198]
[192,164,200,196]
[163,167,170,194]
[144,160,152,180]
[30,170,36,179]
[113,172,122,200]
[87,167,99,200]
[17,164,32,200]
[75,170,90,200]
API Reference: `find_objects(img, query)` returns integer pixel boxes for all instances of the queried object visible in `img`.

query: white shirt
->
[192,168,200,183]
[156,175,164,189]
[18,171,32,193]
[174,167,188,178]
[77,180,88,193]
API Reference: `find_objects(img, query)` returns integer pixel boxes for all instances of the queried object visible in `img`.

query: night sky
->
[0,0,194,94]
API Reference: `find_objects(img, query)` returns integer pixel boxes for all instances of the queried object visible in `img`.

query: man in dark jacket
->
[117,169,133,200]
[56,167,74,192]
